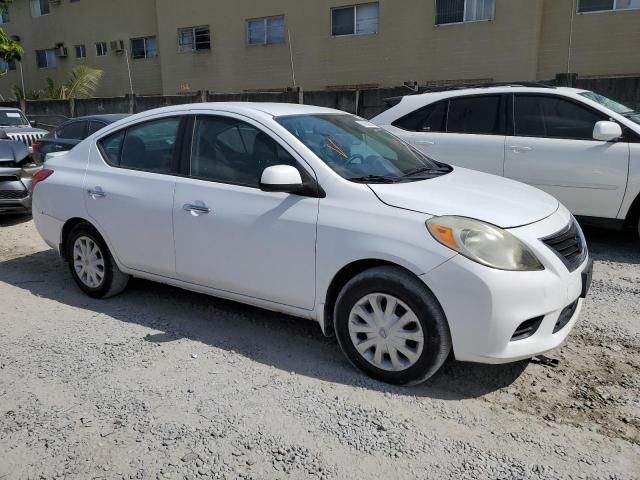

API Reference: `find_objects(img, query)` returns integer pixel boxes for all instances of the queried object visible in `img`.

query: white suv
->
[372,84,640,237]
[32,103,591,385]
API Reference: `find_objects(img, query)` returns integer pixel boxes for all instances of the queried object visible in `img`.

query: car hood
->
[1,126,48,134]
[368,167,559,229]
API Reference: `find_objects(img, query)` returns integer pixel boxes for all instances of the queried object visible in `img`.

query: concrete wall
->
[538,0,640,80]
[0,0,639,99]
[0,0,162,98]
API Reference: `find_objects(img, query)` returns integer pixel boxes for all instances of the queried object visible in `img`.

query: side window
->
[392,101,446,132]
[447,95,505,135]
[56,121,87,140]
[98,117,181,173]
[87,121,107,136]
[515,95,605,140]
[99,130,125,165]
[191,115,297,187]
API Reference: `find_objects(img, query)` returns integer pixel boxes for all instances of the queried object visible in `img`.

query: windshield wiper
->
[348,175,398,184]
[402,166,450,178]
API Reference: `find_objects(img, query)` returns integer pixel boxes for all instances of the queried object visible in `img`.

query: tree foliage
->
[14,65,105,100]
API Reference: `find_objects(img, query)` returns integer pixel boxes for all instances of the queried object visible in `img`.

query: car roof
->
[401,86,588,102]
[0,108,24,112]
[130,102,348,119]
[68,114,131,123]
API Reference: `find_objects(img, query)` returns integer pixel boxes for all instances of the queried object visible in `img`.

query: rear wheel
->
[334,266,451,385]
[66,223,129,298]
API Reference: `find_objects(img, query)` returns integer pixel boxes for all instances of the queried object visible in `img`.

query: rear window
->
[56,121,86,140]
[392,101,447,132]
[447,95,505,135]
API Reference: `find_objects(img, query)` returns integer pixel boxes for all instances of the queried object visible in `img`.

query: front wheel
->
[334,266,452,385]
[66,223,130,299]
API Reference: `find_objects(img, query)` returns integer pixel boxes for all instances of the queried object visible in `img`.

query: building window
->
[0,59,16,72]
[435,0,495,25]
[332,3,379,36]
[30,0,50,17]
[131,36,158,59]
[178,26,211,52]
[95,42,108,57]
[36,49,57,68]
[578,0,640,12]
[75,44,86,58]
[247,16,285,45]
[0,6,10,24]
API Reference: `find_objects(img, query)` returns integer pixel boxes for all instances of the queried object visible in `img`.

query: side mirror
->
[30,120,38,128]
[593,121,622,142]
[260,165,303,193]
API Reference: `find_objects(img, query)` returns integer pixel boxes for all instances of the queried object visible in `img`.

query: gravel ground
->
[0,216,638,480]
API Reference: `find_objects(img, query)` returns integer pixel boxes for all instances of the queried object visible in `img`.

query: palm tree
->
[62,65,104,99]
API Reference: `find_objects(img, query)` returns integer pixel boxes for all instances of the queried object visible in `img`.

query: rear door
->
[402,95,508,176]
[505,94,629,218]
[85,115,186,276]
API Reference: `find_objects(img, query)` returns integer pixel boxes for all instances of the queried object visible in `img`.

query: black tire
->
[334,266,451,385]
[65,223,129,299]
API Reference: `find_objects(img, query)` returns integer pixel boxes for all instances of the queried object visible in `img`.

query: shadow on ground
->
[1,227,636,400]
[0,214,32,227]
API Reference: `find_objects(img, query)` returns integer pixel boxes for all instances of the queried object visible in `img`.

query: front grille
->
[541,220,586,272]
[0,190,28,199]
[0,175,20,182]
[511,316,544,341]
[7,132,46,148]
[554,300,579,334]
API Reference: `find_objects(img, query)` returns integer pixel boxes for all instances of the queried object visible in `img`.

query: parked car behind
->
[33,114,130,164]
[371,84,640,239]
[0,130,41,214]
[0,107,48,153]
[31,103,592,385]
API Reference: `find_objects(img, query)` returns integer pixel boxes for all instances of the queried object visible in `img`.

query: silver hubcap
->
[348,293,425,372]
[73,236,105,289]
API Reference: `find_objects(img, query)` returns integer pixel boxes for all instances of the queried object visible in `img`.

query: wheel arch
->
[623,191,640,229]
[321,259,424,337]
[59,217,119,267]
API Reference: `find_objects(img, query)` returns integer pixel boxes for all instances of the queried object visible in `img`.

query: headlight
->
[426,216,544,271]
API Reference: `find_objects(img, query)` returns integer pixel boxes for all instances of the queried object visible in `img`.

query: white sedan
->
[31,103,592,385]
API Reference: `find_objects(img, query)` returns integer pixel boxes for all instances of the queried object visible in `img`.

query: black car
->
[33,114,129,163]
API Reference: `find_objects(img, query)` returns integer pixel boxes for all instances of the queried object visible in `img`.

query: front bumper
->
[0,174,31,214]
[421,206,589,364]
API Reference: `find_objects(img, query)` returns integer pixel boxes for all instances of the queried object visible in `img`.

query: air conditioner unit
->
[56,46,68,58]
[110,40,125,53]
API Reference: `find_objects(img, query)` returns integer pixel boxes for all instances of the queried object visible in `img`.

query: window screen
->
[514,95,605,140]
[447,95,504,135]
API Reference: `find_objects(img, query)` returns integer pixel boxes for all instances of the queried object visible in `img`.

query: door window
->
[392,101,447,132]
[447,95,505,135]
[56,121,86,140]
[87,121,107,136]
[98,117,181,174]
[514,95,605,140]
[190,116,296,187]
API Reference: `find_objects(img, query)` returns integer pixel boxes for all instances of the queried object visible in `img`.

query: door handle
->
[87,187,106,199]
[416,140,435,146]
[183,203,211,216]
[509,145,532,153]
[54,144,65,150]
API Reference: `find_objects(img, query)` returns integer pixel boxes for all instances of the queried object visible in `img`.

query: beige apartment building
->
[0,0,638,99]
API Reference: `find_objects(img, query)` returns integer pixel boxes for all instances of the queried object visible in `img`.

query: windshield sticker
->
[6,113,21,118]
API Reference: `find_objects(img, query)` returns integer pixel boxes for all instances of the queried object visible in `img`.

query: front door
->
[172,114,318,310]
[505,94,629,218]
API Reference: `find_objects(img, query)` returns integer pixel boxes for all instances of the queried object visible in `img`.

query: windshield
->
[0,110,29,127]
[276,114,451,183]
[580,91,640,126]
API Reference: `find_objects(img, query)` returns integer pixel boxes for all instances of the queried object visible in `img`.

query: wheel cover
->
[73,236,105,289]
[348,293,425,372]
